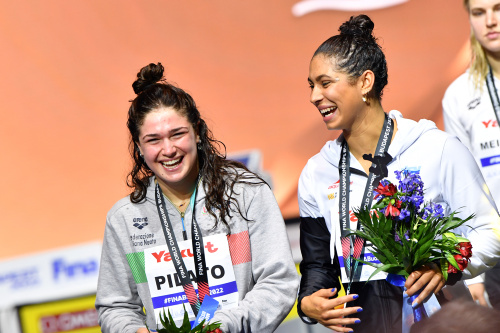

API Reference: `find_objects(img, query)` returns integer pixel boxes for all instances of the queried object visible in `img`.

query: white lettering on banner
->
[292,0,409,17]
[364,173,377,208]
[340,148,348,229]
[192,224,204,276]
[198,311,210,322]
[378,118,391,154]
[145,234,238,325]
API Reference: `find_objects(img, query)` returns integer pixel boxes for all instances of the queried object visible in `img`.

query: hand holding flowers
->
[348,170,473,326]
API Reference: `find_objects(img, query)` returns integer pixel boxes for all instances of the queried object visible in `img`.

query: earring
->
[197,142,202,150]
[362,95,367,103]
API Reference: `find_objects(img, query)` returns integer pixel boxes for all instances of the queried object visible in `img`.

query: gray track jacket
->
[96,175,299,333]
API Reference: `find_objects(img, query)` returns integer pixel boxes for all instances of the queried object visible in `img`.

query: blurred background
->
[0,0,470,332]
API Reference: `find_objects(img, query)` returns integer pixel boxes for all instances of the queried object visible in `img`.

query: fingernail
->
[348,331,354,333]
[331,288,336,292]
[403,286,407,291]
[403,291,408,297]
[352,294,359,299]
[357,308,363,312]
[355,319,361,324]
[412,301,419,309]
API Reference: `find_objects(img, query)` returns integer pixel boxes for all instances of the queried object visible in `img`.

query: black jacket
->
[298,215,403,333]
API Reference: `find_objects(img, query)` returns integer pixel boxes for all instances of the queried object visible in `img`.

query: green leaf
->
[440,258,449,281]
[445,252,460,271]
[180,304,192,332]
[366,263,408,281]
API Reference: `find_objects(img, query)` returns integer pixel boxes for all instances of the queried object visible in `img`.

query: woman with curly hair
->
[95,63,299,333]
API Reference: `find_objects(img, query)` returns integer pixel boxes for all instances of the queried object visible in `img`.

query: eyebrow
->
[308,74,331,83]
[141,126,189,141]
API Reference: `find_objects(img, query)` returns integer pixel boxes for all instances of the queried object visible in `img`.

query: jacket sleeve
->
[442,84,473,151]
[212,184,300,332]
[297,166,341,324]
[95,217,146,333]
[440,136,500,279]
[442,81,484,287]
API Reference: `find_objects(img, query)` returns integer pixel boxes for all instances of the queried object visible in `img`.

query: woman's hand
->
[468,282,488,307]
[301,288,362,332]
[404,263,445,307]
[136,328,149,333]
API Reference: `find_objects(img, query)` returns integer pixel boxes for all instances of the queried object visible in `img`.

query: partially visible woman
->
[442,0,500,308]
[298,14,500,333]
[95,63,299,333]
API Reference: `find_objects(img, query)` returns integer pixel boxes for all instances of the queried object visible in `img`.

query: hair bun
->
[132,62,165,94]
[339,14,374,39]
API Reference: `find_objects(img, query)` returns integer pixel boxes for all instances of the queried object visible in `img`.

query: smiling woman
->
[95,63,299,333]
[298,14,500,333]
[137,108,201,205]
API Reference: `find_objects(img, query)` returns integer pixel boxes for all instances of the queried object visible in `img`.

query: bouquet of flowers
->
[351,170,473,333]
[153,307,222,333]
[349,170,473,326]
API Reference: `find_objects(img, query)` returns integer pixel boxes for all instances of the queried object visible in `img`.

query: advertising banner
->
[0,242,101,308]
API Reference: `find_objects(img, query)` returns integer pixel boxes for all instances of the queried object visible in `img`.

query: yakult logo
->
[151,242,218,263]
[292,0,408,17]
[328,180,353,190]
[483,119,498,128]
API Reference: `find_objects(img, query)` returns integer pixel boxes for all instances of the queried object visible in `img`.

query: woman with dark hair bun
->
[298,14,500,332]
[95,63,299,333]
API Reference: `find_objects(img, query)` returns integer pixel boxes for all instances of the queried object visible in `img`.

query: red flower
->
[447,253,470,273]
[385,200,402,217]
[208,329,223,333]
[374,183,397,199]
[447,263,458,274]
[458,242,472,259]
[455,254,469,270]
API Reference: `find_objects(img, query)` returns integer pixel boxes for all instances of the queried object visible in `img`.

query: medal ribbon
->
[338,113,394,293]
[155,180,210,316]
[485,66,500,129]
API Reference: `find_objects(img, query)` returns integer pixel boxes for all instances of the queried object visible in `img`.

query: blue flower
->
[422,202,444,219]
[398,208,411,221]
[396,170,424,211]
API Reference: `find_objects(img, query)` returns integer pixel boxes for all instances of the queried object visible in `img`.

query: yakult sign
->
[144,234,238,326]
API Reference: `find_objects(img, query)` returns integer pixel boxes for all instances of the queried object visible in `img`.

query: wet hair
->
[313,14,388,100]
[409,300,500,333]
[127,63,266,231]
[464,0,489,91]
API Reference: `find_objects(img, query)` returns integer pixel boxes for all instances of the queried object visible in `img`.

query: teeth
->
[320,106,336,115]
[161,158,181,167]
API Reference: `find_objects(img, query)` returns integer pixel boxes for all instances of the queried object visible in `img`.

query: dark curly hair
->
[313,14,388,100]
[127,62,266,231]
